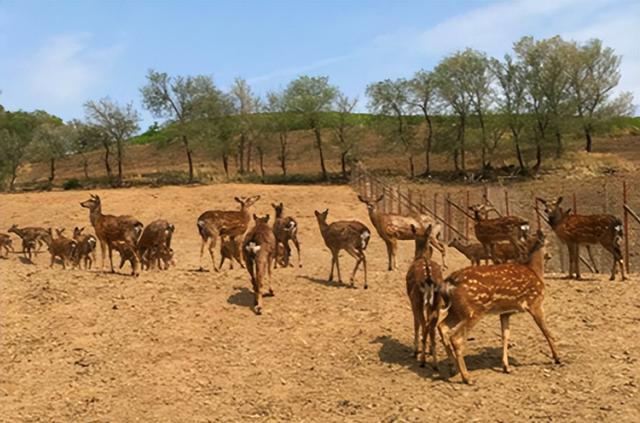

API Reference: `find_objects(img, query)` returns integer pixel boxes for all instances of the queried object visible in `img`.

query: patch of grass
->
[62,178,83,190]
[233,172,348,185]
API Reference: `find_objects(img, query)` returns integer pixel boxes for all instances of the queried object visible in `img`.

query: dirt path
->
[1,184,639,422]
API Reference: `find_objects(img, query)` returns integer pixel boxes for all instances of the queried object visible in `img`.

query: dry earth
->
[1,184,639,422]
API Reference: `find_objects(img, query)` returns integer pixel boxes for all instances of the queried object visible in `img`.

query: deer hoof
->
[254,306,262,315]
[364,284,368,290]
[419,361,426,368]
[502,365,511,374]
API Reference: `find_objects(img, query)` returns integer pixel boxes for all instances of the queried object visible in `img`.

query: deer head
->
[410,224,433,260]
[271,202,284,218]
[235,195,261,210]
[314,209,329,226]
[80,194,101,211]
[73,227,84,238]
[253,214,270,225]
[536,197,568,227]
[468,203,497,220]
[357,195,384,213]
[8,224,19,234]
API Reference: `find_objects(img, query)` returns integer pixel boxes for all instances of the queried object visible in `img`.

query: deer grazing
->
[80,194,144,276]
[272,202,302,268]
[0,233,14,258]
[469,203,529,262]
[314,209,370,289]
[358,195,445,271]
[72,227,97,270]
[219,235,244,270]
[197,195,260,272]
[448,238,491,266]
[538,196,625,281]
[47,229,78,269]
[242,214,276,315]
[405,224,445,369]
[8,224,51,260]
[435,230,560,384]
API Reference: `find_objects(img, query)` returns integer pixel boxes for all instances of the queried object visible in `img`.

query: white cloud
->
[247,54,353,85]
[20,33,123,107]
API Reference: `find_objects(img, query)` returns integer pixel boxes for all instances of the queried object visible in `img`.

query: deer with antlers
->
[358,195,445,271]
[272,202,302,268]
[434,230,560,384]
[243,214,276,315]
[469,203,529,263]
[197,195,260,272]
[538,196,625,281]
[80,194,144,276]
[315,209,370,289]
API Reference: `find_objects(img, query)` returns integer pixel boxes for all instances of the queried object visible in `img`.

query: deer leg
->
[449,316,481,384]
[209,234,219,272]
[266,255,275,296]
[50,253,55,268]
[412,313,420,358]
[585,245,599,273]
[108,244,115,273]
[345,247,362,288]
[198,237,208,271]
[437,322,457,377]
[385,239,393,271]
[391,240,399,270]
[500,313,511,373]
[335,251,343,283]
[571,243,581,279]
[292,235,302,267]
[362,253,368,290]
[608,241,626,281]
[529,303,560,364]
[328,253,335,281]
[427,313,438,371]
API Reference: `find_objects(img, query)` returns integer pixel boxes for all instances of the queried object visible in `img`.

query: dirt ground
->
[1,184,639,422]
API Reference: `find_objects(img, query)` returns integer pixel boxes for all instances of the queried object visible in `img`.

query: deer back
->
[474,216,528,243]
[553,214,622,244]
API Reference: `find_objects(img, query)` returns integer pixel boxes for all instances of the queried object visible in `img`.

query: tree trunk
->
[48,158,55,183]
[453,149,459,172]
[116,139,123,186]
[459,116,466,173]
[182,135,194,183]
[104,145,112,179]
[222,154,229,178]
[554,129,563,158]
[238,134,246,174]
[258,147,265,179]
[279,133,287,176]
[511,128,526,172]
[313,126,328,180]
[247,137,253,173]
[82,155,89,179]
[408,154,415,178]
[340,151,348,179]
[424,114,433,176]
[10,165,17,191]
[584,125,593,153]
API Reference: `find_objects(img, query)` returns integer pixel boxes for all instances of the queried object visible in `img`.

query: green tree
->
[284,75,337,180]
[84,98,140,186]
[330,93,361,179]
[409,69,438,176]
[28,122,72,184]
[264,90,293,176]
[230,78,260,173]
[141,70,220,182]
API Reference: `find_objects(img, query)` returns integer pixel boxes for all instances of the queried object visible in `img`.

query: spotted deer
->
[0,233,14,258]
[448,238,491,266]
[80,194,144,276]
[242,214,276,315]
[272,202,302,268]
[72,227,97,270]
[8,224,51,260]
[219,235,244,270]
[358,195,445,271]
[435,230,560,384]
[405,224,445,369]
[314,209,370,289]
[538,196,625,281]
[197,195,260,272]
[469,203,529,263]
[137,219,175,270]
[47,229,78,269]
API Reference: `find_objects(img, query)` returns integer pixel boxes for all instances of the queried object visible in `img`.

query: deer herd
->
[0,191,628,384]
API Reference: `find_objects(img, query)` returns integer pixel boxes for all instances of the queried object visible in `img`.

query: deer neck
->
[89,206,102,227]
[548,209,565,229]
[527,246,545,281]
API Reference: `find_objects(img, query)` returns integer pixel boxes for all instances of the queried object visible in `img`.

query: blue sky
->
[0,0,638,129]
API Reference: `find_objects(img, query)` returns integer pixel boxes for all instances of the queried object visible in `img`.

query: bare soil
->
[1,184,639,422]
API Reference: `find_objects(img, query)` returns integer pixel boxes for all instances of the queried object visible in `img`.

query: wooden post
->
[445,193,451,242]
[504,190,510,216]
[465,190,470,239]
[623,180,630,273]
[572,192,577,215]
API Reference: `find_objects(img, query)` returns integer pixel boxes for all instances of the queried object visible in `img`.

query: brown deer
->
[242,214,276,315]
[538,196,625,281]
[469,203,529,262]
[448,238,491,266]
[72,227,97,270]
[358,195,445,271]
[405,224,445,369]
[272,202,302,268]
[197,195,260,272]
[435,230,560,384]
[80,194,144,276]
[8,224,51,260]
[314,209,370,289]
[219,235,244,270]
[0,233,14,258]
[47,229,78,269]
[136,219,175,270]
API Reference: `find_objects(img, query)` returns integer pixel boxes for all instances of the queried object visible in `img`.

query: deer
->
[0,233,14,258]
[357,195,445,271]
[405,224,446,370]
[469,203,529,263]
[538,196,625,281]
[219,235,244,270]
[8,224,51,260]
[448,238,491,266]
[272,202,302,268]
[80,194,144,276]
[47,229,78,269]
[197,195,260,272]
[72,227,97,270]
[449,236,545,266]
[242,214,276,315]
[314,209,370,289]
[434,230,560,384]
[136,219,175,270]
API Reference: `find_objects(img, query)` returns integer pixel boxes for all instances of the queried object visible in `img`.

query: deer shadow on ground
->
[227,287,255,309]
[18,256,35,265]
[297,275,352,289]
[372,335,522,382]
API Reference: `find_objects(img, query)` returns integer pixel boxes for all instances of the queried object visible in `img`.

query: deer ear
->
[357,195,367,203]
[253,214,258,221]
[235,197,243,204]
[424,224,432,238]
[410,224,417,235]
[556,196,563,206]
[265,214,270,223]
[376,195,384,203]
[271,203,277,209]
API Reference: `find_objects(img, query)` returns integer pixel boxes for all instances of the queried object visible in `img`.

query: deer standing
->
[435,230,560,384]
[136,219,175,270]
[538,196,625,281]
[314,209,370,289]
[197,195,260,272]
[0,233,14,258]
[8,225,51,260]
[72,227,97,270]
[80,194,144,276]
[47,229,77,269]
[469,203,529,263]
[219,235,244,270]
[358,195,445,271]
[243,214,276,315]
[272,202,302,268]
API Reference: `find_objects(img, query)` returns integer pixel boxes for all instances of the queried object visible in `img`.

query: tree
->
[264,90,293,176]
[409,69,438,176]
[67,119,99,179]
[230,78,260,173]
[566,39,634,152]
[141,70,220,182]
[84,98,140,186]
[284,75,337,180]
[367,78,418,177]
[330,93,361,179]
[28,122,72,184]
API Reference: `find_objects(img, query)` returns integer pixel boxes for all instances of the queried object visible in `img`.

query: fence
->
[352,165,637,274]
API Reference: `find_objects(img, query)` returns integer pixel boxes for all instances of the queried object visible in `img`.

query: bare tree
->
[331,93,361,179]
[264,90,293,176]
[230,78,260,173]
